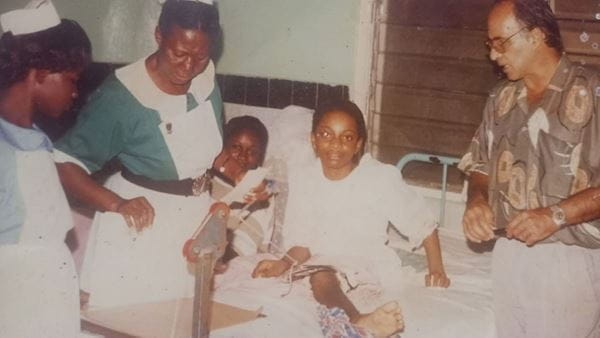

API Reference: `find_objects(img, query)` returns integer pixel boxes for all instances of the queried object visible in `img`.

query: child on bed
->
[251,99,450,337]
[210,115,274,260]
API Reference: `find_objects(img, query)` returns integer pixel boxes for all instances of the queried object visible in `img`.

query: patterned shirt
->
[459,56,600,248]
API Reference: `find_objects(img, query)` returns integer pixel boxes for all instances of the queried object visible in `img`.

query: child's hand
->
[425,271,450,288]
[244,180,270,203]
[214,260,229,275]
[212,151,244,183]
[251,259,290,278]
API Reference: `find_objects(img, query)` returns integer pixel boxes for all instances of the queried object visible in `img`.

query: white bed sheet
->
[80,227,495,338]
[388,227,495,338]
[209,227,495,338]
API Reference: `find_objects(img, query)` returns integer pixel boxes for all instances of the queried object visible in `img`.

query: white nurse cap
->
[0,0,61,35]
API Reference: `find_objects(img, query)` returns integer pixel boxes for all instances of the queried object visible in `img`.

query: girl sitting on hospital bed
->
[209,115,275,261]
[250,100,450,337]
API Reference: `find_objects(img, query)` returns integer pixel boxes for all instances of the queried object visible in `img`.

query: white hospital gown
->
[284,154,437,290]
[211,155,438,336]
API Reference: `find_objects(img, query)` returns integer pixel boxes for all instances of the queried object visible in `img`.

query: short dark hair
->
[312,99,368,161]
[223,115,269,166]
[0,19,91,90]
[158,0,221,53]
[498,0,563,53]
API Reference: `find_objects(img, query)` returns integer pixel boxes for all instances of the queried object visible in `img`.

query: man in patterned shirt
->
[459,0,600,337]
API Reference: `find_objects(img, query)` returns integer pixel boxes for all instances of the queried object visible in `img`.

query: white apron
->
[0,150,80,337]
[80,88,222,309]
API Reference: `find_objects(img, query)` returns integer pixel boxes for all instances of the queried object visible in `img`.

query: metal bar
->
[440,163,449,227]
[192,253,214,338]
[185,203,229,338]
[396,152,460,227]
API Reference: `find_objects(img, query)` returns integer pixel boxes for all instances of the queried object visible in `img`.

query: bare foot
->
[354,301,404,337]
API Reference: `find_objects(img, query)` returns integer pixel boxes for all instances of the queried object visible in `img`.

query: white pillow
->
[224,103,316,180]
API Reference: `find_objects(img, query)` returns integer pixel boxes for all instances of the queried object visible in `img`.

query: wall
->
[0,0,361,87]
[370,0,496,167]
[217,0,360,86]
[553,0,600,69]
[0,0,161,63]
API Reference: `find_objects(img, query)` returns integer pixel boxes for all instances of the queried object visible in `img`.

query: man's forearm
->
[556,186,600,227]
[466,171,490,205]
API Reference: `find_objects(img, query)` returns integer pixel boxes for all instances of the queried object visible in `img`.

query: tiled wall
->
[216,74,349,110]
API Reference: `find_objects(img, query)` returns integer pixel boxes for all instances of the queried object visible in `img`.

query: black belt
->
[121,167,211,196]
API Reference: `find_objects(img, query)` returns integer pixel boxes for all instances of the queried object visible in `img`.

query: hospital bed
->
[212,104,496,338]
[79,103,496,337]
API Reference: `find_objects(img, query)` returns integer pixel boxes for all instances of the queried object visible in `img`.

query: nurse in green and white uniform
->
[55,0,224,308]
[0,1,91,336]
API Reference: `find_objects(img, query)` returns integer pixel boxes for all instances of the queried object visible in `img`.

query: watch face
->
[551,205,566,226]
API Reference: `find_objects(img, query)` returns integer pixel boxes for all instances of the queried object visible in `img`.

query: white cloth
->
[17,150,73,245]
[230,201,273,256]
[284,155,437,282]
[212,229,498,338]
[0,245,80,338]
[492,238,600,338]
[212,254,324,338]
[80,174,210,308]
[0,149,79,337]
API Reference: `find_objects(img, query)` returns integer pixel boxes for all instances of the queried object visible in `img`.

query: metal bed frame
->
[396,153,461,227]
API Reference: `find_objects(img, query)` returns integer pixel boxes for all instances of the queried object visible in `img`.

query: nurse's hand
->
[252,259,290,278]
[116,197,155,232]
[462,197,495,243]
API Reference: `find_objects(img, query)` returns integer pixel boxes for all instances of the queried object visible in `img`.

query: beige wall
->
[0,0,362,87]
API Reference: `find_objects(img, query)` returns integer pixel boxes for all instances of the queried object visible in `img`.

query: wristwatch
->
[549,205,567,227]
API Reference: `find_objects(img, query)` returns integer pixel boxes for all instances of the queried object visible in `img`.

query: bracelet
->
[191,171,213,196]
[281,255,297,268]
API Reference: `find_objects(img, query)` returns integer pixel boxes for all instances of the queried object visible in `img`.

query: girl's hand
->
[425,271,450,288]
[422,229,450,288]
[251,259,290,278]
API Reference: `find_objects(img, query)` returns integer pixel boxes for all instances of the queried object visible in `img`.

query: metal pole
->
[192,252,214,338]
[185,203,228,338]
[440,163,449,227]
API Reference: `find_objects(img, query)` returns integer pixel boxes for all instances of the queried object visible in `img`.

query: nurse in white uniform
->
[54,0,226,308]
[0,1,91,336]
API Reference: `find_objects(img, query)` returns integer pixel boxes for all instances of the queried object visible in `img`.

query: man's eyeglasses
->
[485,26,530,53]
